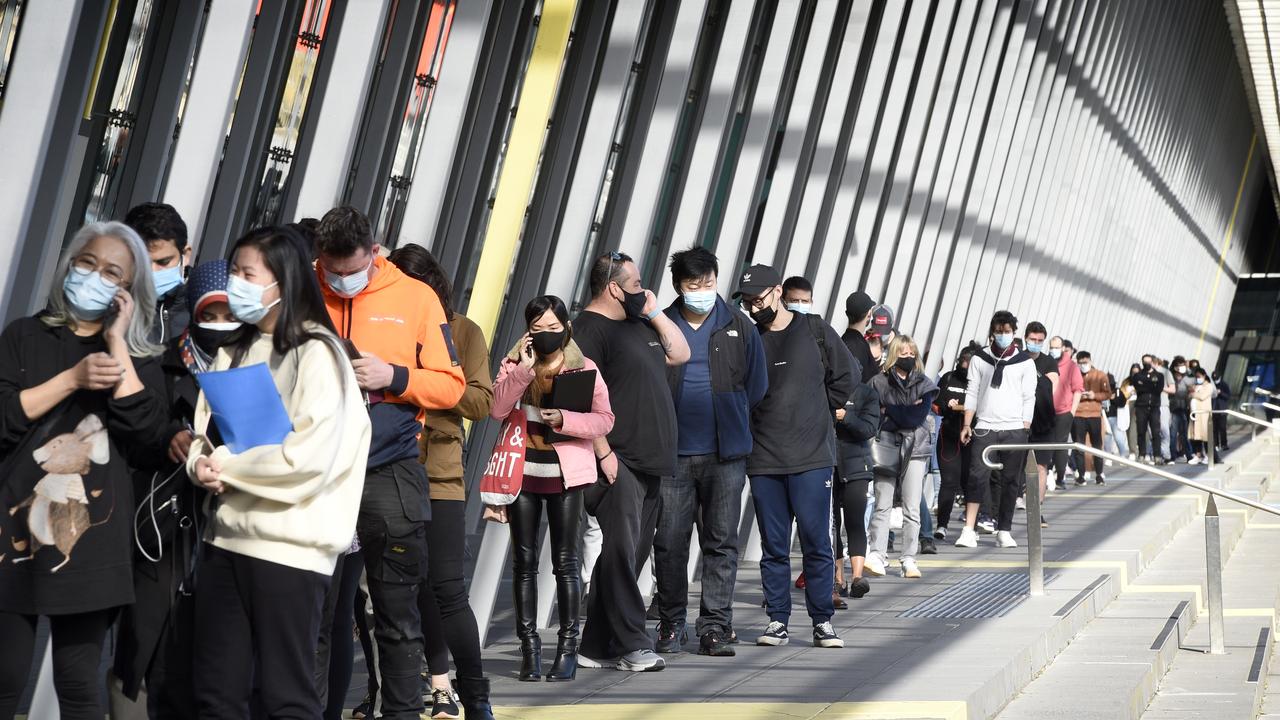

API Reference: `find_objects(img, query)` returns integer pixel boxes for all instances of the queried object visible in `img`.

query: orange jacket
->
[321,256,465,466]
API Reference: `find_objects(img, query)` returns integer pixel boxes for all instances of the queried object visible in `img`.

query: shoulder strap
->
[805,315,831,379]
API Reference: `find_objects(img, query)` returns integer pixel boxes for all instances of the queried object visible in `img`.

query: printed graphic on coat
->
[8,414,110,572]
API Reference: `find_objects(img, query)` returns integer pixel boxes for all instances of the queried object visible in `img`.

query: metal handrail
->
[981,440,1280,655]
[1239,401,1280,414]
[1191,407,1273,429]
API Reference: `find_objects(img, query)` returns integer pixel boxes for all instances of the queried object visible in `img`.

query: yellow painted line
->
[1249,523,1280,529]
[1223,608,1276,618]
[494,700,968,720]
[1197,132,1256,357]
[464,0,579,340]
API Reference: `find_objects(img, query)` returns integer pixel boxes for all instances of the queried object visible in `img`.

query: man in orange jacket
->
[315,207,464,720]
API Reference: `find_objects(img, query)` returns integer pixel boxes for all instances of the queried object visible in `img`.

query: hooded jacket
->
[320,256,465,469]
[834,382,880,480]
[663,296,769,461]
[868,368,938,459]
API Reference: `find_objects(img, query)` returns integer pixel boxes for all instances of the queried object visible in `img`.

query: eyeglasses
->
[71,255,128,287]
[741,287,774,310]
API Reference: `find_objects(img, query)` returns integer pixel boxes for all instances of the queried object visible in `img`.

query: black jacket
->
[1132,368,1164,407]
[835,382,880,480]
[149,286,190,346]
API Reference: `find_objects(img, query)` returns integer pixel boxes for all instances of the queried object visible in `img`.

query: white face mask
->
[785,302,811,314]
[1079,363,1091,374]
[1049,348,1062,359]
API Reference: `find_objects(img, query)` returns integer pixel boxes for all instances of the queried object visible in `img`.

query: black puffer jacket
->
[835,382,880,481]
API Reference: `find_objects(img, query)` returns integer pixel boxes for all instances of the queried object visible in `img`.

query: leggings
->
[834,476,869,559]
[419,498,484,680]
[324,553,364,720]
[935,432,969,529]
[0,610,115,720]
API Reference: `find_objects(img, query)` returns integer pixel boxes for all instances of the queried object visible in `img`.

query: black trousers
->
[324,553,364,720]
[1072,416,1104,479]
[581,462,656,659]
[935,432,970,529]
[1050,412,1074,483]
[356,459,431,720]
[419,498,486,679]
[193,545,329,719]
[1135,404,1161,457]
[0,609,114,720]
[835,476,869,559]
[1213,414,1228,449]
[967,428,1029,532]
[508,489,584,647]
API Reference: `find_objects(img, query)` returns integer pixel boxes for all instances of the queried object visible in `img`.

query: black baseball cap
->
[845,291,875,321]
[732,264,782,299]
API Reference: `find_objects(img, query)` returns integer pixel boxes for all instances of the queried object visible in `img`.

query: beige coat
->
[1189,382,1214,441]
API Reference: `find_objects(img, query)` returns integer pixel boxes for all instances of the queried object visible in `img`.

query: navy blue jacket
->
[664,296,769,461]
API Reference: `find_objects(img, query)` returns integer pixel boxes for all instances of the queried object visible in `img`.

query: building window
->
[0,0,23,108]
[248,0,333,227]
[374,0,456,246]
[80,0,160,225]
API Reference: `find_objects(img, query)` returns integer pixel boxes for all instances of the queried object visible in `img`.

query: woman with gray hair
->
[0,221,169,719]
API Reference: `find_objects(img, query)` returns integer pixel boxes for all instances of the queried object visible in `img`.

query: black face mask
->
[190,324,239,355]
[895,356,916,375]
[749,303,776,326]
[615,285,648,320]
[530,329,567,357]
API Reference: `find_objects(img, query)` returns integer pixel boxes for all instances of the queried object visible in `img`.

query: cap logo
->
[743,273,752,282]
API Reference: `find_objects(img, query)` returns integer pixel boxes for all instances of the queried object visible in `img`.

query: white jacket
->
[188,329,371,575]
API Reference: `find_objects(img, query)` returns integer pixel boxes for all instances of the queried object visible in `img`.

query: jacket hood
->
[504,336,586,370]
[318,255,406,300]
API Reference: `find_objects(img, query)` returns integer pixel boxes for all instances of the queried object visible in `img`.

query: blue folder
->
[197,363,293,454]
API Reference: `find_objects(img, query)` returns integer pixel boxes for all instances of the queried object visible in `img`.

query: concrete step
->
[1140,483,1280,719]
[995,441,1278,720]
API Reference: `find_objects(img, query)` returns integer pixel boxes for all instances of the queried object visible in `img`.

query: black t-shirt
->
[1033,354,1058,380]
[935,368,968,438]
[841,329,876,384]
[573,311,677,477]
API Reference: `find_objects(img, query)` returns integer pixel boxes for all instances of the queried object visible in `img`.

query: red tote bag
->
[480,411,526,506]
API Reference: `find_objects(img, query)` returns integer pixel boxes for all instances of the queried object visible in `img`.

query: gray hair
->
[43,221,163,358]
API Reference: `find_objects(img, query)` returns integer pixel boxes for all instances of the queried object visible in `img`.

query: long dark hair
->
[388,244,454,320]
[226,226,349,373]
[523,295,572,405]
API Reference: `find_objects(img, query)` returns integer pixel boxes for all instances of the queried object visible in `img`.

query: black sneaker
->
[812,622,844,648]
[756,621,789,646]
[919,537,938,555]
[698,630,736,657]
[1074,473,1087,487]
[726,627,739,644]
[655,621,686,654]
[1095,475,1105,486]
[1040,515,1049,528]
[847,577,871,598]
[352,693,376,719]
[429,687,460,719]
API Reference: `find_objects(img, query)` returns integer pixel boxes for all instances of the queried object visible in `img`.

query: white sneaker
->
[996,531,1018,548]
[1105,459,1114,467]
[1128,453,1137,461]
[933,527,948,541]
[1188,457,1201,465]
[864,553,887,577]
[954,527,979,548]
[578,654,618,669]
[901,558,922,578]
[1015,496,1026,510]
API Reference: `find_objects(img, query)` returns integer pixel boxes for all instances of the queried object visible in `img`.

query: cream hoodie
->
[187,327,371,575]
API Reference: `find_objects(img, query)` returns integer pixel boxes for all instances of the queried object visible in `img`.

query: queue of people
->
[0,201,1232,720]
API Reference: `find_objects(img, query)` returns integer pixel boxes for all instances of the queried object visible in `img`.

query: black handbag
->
[870,430,903,477]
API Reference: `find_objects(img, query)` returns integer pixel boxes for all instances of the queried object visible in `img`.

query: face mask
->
[1049,348,1062,359]
[749,302,776,326]
[1143,361,1153,369]
[614,285,648,320]
[1026,340,1043,354]
[324,259,372,298]
[190,321,241,354]
[63,267,118,321]
[993,333,1014,349]
[1175,365,1186,374]
[152,265,183,298]
[1079,363,1091,374]
[227,275,280,325]
[785,302,811,314]
[530,329,566,356]
[1195,378,1204,385]
[682,290,716,315]
[894,356,915,375]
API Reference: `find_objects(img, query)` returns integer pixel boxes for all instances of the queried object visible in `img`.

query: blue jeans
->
[750,468,835,626]
[1170,410,1192,460]
[654,455,746,636]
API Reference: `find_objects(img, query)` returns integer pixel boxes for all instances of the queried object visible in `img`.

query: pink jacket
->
[490,340,614,489]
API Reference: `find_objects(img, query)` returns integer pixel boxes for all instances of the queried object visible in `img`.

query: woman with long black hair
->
[186,227,371,718]
[488,295,614,682]
[933,343,980,541]
[0,222,169,719]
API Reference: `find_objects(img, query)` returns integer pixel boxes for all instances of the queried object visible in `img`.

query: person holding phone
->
[488,295,614,682]
[0,221,169,720]
[186,227,371,718]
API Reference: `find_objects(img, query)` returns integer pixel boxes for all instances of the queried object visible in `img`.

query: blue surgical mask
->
[1049,348,1062,359]
[152,265,183,298]
[1026,340,1043,354]
[227,275,280,325]
[63,266,119,321]
[324,259,372,298]
[1195,378,1204,385]
[994,333,1014,349]
[785,302,811,314]
[682,290,717,315]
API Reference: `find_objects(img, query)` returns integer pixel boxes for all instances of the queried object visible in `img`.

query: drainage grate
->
[899,572,1049,619]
